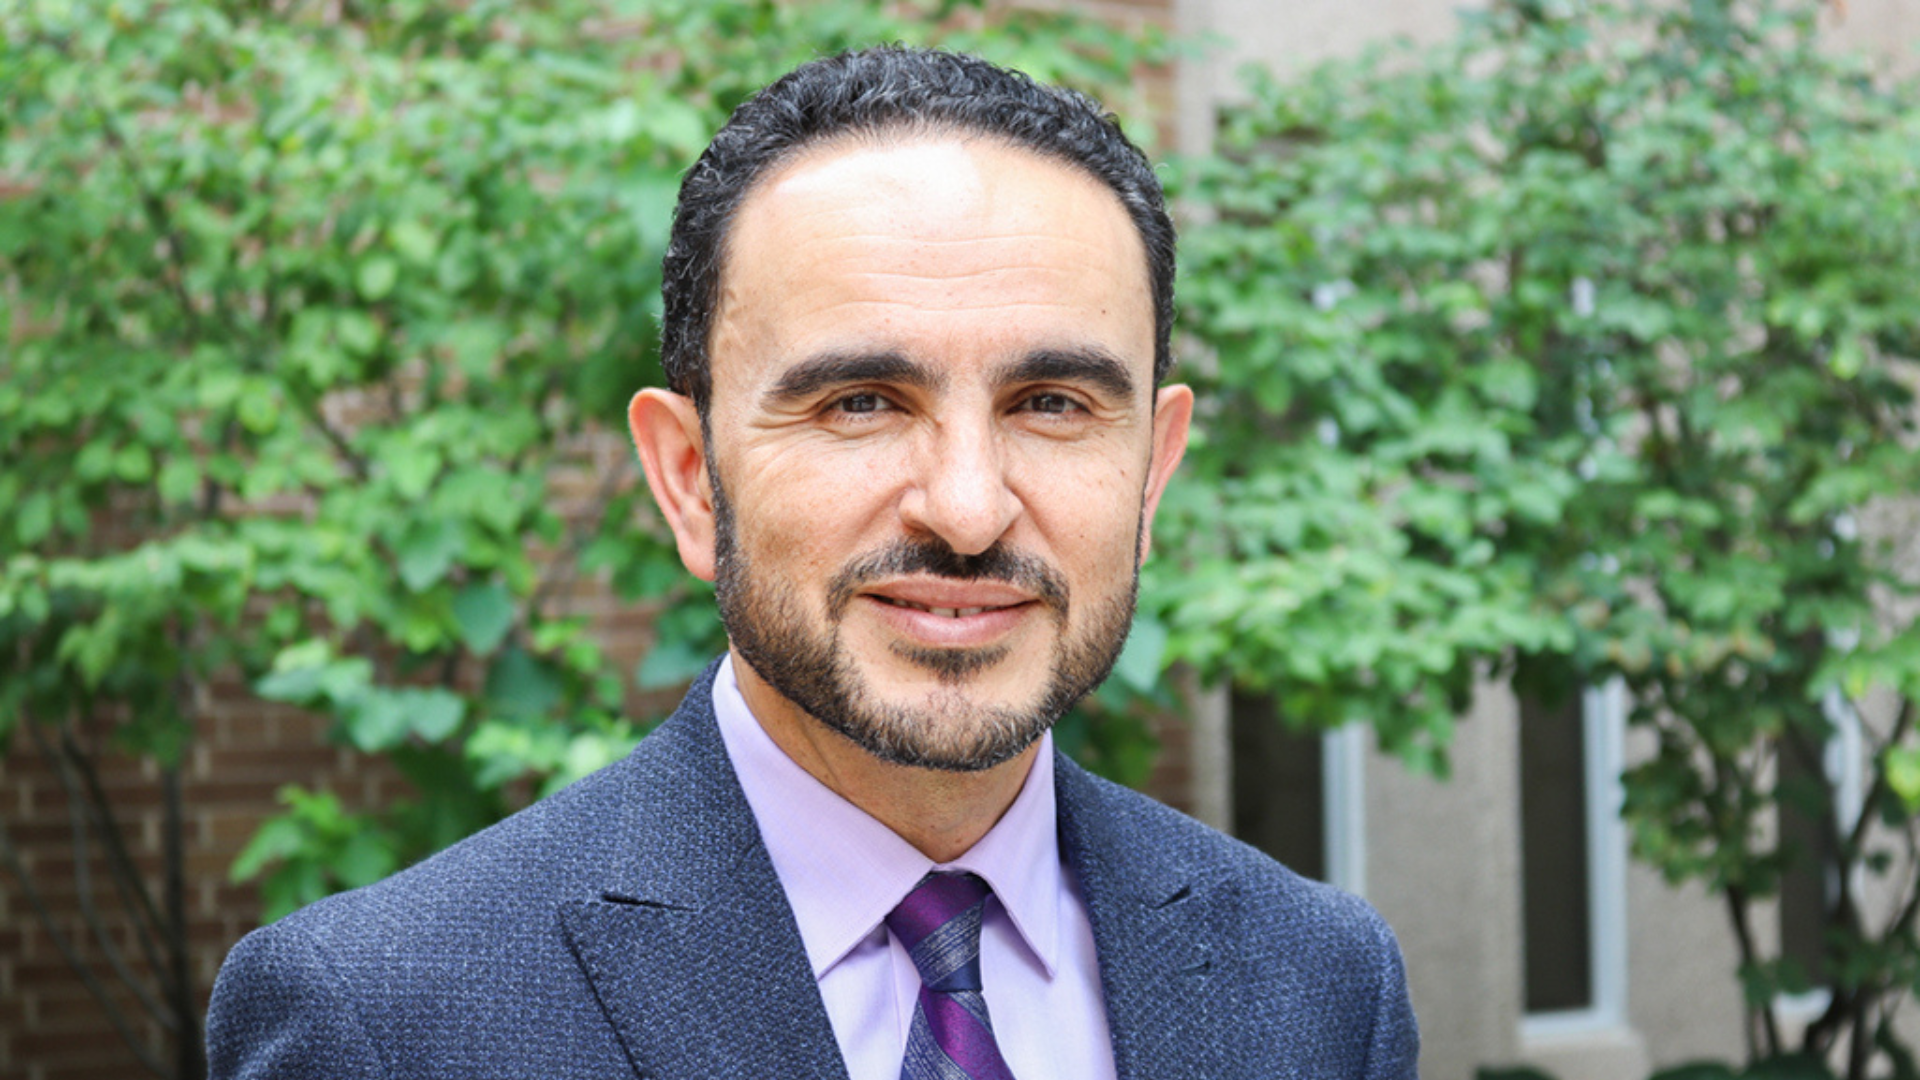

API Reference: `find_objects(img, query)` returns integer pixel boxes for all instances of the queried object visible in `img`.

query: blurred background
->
[3,1,1918,1078]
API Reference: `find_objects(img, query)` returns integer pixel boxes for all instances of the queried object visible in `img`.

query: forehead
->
[708,134,1153,395]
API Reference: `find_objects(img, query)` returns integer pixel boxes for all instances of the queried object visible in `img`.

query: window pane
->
[1777,731,1832,988]
[1520,692,1593,1013]
[1231,690,1325,882]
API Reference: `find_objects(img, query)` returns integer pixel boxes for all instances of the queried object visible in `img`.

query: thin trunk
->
[1844,991,1876,1080]
[164,765,206,1080]
[0,799,170,1077]
[53,727,174,1017]
[1724,884,1781,1061]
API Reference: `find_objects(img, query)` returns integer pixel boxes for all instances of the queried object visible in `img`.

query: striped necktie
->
[885,872,1018,1080]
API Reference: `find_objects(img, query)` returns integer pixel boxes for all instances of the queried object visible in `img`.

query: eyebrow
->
[763,351,943,406]
[760,344,1140,408]
[996,347,1137,402]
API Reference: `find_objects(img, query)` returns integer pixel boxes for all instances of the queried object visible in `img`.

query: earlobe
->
[1138,384,1194,562]
[628,389,718,582]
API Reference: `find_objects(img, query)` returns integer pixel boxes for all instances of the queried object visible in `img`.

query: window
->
[1519,681,1628,1033]
[1231,691,1368,896]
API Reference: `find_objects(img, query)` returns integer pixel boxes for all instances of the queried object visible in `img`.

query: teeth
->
[880,598,989,618]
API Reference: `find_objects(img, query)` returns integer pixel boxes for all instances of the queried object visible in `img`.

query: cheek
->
[1020,465,1147,579]
[726,447,905,569]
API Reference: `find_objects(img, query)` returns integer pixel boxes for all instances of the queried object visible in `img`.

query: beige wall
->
[1365,680,1524,1080]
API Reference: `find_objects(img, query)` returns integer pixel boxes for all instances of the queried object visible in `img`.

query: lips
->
[855,579,1040,648]
[873,596,1002,619]
[861,579,1037,616]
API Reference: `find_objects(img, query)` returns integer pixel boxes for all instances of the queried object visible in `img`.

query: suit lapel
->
[558,667,850,1080]
[1056,753,1234,1080]
[558,669,1230,1079]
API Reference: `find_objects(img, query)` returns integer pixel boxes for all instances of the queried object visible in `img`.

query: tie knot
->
[886,872,991,993]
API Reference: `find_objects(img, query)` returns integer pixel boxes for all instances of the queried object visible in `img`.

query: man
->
[208,47,1419,1079]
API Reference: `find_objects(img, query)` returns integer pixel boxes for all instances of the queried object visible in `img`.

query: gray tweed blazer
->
[207,661,1419,1078]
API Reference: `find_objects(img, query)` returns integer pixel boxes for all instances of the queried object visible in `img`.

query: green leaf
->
[344,687,464,751]
[255,664,324,703]
[15,492,53,545]
[157,458,199,504]
[404,688,467,744]
[1887,747,1920,813]
[333,831,398,888]
[345,690,412,752]
[397,520,464,592]
[451,583,516,654]
[387,444,443,501]
[229,800,310,883]
[336,311,381,357]
[1112,614,1169,694]
[1648,1064,1739,1080]
[1745,1054,1838,1080]
[388,219,440,266]
[636,637,713,690]
[113,443,153,483]
[486,647,564,719]
[237,383,280,434]
[357,256,399,301]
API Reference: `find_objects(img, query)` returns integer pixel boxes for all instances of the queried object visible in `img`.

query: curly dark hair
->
[659,45,1176,412]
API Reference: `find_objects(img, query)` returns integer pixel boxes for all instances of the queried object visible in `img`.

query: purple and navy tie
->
[885,872,1018,1080]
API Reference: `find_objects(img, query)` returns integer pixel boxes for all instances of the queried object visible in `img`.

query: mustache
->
[826,538,1069,620]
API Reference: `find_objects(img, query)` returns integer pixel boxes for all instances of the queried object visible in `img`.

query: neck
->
[732,651,1040,863]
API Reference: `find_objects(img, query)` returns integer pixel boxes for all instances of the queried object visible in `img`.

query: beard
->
[709,471,1140,773]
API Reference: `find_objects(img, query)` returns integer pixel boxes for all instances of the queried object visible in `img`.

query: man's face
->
[678,134,1188,771]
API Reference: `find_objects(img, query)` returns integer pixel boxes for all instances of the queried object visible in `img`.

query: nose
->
[896,417,1021,556]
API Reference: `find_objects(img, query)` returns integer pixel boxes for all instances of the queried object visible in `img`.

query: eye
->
[832,392,892,415]
[1020,392,1083,415]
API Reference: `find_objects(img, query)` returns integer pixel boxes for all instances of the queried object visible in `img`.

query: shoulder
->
[209,667,740,1077]
[1056,754,1419,1078]
[1056,750,1379,926]
[206,747,651,1077]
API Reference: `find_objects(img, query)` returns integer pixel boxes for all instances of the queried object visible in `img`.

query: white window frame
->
[1322,724,1369,898]
[1521,679,1630,1039]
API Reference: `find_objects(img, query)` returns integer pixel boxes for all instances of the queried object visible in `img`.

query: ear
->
[1137,384,1193,563]
[628,389,717,582]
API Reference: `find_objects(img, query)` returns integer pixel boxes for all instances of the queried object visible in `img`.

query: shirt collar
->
[710,653,1063,980]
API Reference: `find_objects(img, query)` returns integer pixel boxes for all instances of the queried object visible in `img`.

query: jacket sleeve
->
[1362,911,1421,1080]
[206,921,388,1080]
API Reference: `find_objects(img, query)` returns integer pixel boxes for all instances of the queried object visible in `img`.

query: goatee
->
[710,475,1138,772]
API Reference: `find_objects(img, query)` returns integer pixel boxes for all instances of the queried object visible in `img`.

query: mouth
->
[853,580,1042,650]
[870,596,1020,619]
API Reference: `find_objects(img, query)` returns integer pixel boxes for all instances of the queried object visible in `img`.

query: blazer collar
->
[558,660,852,1079]
[1056,752,1231,1080]
[560,659,1226,1080]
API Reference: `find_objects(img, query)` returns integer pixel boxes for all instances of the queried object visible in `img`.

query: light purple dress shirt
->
[711,655,1118,1080]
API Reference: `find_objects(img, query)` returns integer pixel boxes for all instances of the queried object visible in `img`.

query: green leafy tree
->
[0,2,1163,1076]
[1167,0,1920,1075]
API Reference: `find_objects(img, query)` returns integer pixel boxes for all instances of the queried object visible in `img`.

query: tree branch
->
[2,750,171,1078]
[1724,882,1782,1061]
[162,762,205,1079]
[293,393,371,483]
[54,724,174,980]
[26,720,173,1026]
[1846,697,1914,859]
